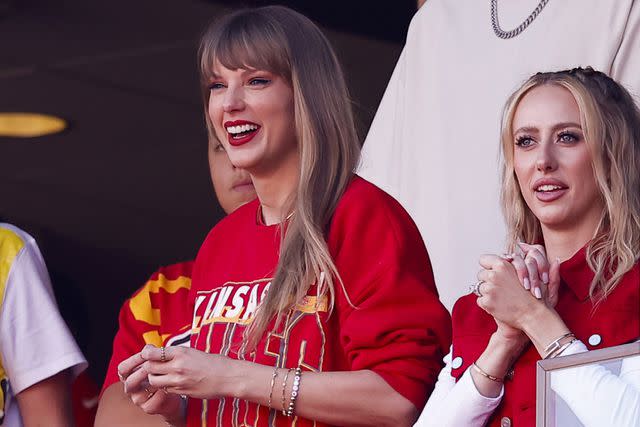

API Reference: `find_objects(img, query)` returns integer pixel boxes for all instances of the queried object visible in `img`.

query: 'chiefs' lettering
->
[192,280,271,331]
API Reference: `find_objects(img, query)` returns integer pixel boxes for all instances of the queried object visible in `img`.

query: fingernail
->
[524,277,531,290]
[534,288,542,299]
[542,272,549,284]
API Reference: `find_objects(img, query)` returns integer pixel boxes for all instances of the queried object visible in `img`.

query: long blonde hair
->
[198,6,360,348]
[500,67,640,301]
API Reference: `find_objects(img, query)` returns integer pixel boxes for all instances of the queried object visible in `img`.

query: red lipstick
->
[224,120,260,147]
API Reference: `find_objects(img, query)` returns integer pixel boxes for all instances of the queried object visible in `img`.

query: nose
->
[222,85,245,112]
[535,142,558,172]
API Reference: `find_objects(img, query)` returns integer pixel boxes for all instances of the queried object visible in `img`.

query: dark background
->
[0,0,414,383]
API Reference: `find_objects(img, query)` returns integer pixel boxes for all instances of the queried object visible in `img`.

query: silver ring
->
[501,253,515,261]
[160,346,166,362]
[469,281,484,297]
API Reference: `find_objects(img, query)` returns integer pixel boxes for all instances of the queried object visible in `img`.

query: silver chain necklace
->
[491,0,550,39]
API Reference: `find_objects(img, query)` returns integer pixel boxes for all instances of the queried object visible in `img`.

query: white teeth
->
[537,184,563,192]
[226,124,258,135]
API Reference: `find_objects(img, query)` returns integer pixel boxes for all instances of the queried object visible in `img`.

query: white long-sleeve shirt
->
[414,342,640,427]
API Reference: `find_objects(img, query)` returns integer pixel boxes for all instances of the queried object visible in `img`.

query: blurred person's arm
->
[96,382,169,427]
[0,225,86,427]
[16,370,74,427]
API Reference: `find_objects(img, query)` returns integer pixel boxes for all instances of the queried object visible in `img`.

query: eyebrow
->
[513,122,582,134]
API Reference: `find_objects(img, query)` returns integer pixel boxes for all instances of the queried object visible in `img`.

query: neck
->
[540,214,602,262]
[250,152,300,226]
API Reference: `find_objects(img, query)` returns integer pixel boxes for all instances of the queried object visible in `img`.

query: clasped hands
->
[475,243,561,342]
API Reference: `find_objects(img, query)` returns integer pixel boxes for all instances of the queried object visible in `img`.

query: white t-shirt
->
[0,223,87,427]
[358,0,640,309]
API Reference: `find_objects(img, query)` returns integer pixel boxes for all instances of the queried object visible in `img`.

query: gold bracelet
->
[281,368,292,415]
[286,367,302,417]
[472,362,504,383]
[267,367,278,409]
[543,332,575,358]
[545,338,577,359]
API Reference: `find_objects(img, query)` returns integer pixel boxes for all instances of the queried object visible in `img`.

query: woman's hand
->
[142,345,241,400]
[117,349,185,424]
[476,254,561,330]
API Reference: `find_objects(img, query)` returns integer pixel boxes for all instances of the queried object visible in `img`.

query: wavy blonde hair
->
[198,6,360,349]
[500,67,640,301]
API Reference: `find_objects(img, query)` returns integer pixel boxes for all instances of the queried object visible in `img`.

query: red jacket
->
[450,247,639,427]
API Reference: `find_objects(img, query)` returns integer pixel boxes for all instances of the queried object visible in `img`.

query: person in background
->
[118,6,451,427]
[416,68,640,427]
[0,223,87,427]
[359,0,640,310]
[94,139,256,426]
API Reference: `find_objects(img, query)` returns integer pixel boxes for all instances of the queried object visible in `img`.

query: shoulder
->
[0,223,50,301]
[128,261,194,308]
[333,175,415,225]
[202,199,259,244]
[329,176,422,248]
[0,223,31,260]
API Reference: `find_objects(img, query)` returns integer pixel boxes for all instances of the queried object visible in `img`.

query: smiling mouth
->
[535,184,567,192]
[226,124,259,139]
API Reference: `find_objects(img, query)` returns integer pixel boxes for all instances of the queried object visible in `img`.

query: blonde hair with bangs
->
[198,6,360,350]
[500,67,640,302]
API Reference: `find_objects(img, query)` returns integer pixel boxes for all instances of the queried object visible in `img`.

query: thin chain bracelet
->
[281,368,293,416]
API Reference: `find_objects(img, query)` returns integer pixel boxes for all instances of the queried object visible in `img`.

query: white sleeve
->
[550,340,640,427]
[0,236,87,394]
[611,0,640,103]
[414,348,503,427]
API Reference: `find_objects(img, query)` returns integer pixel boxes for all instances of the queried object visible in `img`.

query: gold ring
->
[145,388,155,400]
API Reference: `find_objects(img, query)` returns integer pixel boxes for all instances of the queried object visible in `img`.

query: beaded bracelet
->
[285,367,302,417]
[472,362,504,382]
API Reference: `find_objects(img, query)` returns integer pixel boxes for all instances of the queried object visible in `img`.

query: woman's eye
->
[558,132,579,143]
[248,78,270,86]
[208,82,225,90]
[515,136,534,147]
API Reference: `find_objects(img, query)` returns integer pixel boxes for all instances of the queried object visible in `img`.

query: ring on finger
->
[469,280,484,297]
[160,346,166,362]
[145,388,155,400]
[501,252,514,261]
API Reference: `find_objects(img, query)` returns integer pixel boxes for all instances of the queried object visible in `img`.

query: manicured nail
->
[524,277,531,290]
[542,272,549,284]
[534,288,542,299]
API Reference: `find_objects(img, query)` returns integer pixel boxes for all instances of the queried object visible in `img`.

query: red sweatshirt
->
[188,175,452,427]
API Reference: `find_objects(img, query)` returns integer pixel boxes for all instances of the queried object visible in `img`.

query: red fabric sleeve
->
[102,261,193,393]
[328,178,452,409]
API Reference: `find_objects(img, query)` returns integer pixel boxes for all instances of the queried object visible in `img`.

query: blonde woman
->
[117,6,451,427]
[416,67,640,427]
